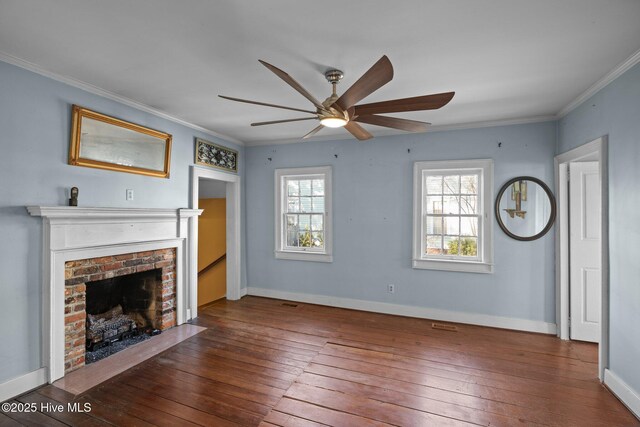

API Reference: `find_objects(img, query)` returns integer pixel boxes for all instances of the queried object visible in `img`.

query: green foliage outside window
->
[296,227,323,248]
[447,238,477,256]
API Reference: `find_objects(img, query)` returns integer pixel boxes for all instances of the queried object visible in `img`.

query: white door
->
[569,161,601,342]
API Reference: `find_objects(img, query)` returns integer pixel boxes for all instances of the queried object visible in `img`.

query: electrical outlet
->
[387,284,395,293]
[126,189,134,201]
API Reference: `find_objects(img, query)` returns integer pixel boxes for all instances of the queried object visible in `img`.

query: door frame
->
[554,136,608,380]
[190,165,242,319]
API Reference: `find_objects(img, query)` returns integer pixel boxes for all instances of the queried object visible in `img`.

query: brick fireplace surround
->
[64,248,177,373]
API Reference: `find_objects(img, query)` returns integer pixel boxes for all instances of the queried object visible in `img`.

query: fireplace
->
[63,249,176,373]
[27,206,202,382]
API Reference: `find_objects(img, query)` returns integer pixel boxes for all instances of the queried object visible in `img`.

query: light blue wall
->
[245,122,557,323]
[558,62,640,394]
[0,60,245,384]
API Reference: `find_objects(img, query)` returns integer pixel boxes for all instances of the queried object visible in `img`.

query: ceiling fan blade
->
[259,60,325,110]
[344,121,373,141]
[251,117,317,126]
[353,92,455,116]
[302,125,324,139]
[354,115,430,132]
[334,55,393,111]
[218,95,316,114]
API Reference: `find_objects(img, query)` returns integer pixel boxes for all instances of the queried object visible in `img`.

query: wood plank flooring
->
[4,296,638,426]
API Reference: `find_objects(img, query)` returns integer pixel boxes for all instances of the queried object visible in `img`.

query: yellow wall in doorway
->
[198,198,226,306]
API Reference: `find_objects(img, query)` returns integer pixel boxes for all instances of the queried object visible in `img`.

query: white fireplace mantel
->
[27,206,202,382]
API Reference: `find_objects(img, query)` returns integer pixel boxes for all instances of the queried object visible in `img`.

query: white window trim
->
[275,166,333,262]
[412,159,493,273]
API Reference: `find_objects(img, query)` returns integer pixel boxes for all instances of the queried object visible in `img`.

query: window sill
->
[275,250,333,263]
[412,258,493,274]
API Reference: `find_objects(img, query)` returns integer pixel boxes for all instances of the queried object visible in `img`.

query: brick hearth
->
[63,248,176,373]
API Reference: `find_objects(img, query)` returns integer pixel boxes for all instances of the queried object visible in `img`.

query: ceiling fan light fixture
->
[320,117,347,128]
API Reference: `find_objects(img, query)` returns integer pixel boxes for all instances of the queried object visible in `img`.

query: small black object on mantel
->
[69,187,78,206]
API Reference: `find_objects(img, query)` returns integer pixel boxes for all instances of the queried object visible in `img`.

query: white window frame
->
[413,159,493,273]
[275,166,333,262]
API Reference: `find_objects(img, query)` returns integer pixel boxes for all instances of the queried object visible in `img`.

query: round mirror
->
[495,176,556,241]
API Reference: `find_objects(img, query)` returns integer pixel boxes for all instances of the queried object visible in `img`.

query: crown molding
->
[557,47,640,118]
[0,51,244,146]
[244,115,557,147]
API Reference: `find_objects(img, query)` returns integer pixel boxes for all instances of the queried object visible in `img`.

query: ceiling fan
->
[219,55,454,141]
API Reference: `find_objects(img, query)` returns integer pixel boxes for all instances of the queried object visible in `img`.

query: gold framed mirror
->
[69,105,172,178]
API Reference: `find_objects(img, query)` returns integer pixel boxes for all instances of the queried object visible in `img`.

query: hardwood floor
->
[4,296,638,426]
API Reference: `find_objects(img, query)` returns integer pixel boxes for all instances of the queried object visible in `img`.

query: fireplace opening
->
[64,248,176,372]
[85,269,163,364]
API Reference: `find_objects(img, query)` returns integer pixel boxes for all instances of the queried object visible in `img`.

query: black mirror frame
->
[495,176,557,241]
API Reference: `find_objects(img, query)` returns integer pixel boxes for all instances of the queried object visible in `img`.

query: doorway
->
[197,179,227,306]
[555,136,609,380]
[190,166,242,320]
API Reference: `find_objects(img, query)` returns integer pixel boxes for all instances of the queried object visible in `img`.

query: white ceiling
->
[1,1,639,145]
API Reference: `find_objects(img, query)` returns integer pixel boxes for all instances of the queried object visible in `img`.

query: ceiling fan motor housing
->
[324,69,344,84]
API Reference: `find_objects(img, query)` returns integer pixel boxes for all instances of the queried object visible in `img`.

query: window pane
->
[426,216,442,234]
[300,197,312,212]
[461,217,478,236]
[426,196,442,214]
[311,214,323,231]
[425,176,442,194]
[443,175,460,194]
[459,237,478,257]
[444,236,459,255]
[460,196,477,214]
[312,179,324,196]
[311,196,324,212]
[287,197,300,212]
[426,235,443,255]
[443,196,459,215]
[461,175,478,194]
[287,180,299,196]
[286,214,299,247]
[299,180,311,196]
[287,230,298,247]
[311,232,324,248]
[298,231,311,247]
[444,217,459,235]
[298,214,310,231]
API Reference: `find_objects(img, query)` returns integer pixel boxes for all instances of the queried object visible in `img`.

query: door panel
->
[569,161,601,342]
[583,268,600,323]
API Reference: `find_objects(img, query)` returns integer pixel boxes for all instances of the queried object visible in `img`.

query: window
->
[275,166,332,262]
[413,159,493,273]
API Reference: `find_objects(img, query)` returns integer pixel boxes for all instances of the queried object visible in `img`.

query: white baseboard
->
[604,369,640,420]
[239,287,248,298]
[246,287,556,334]
[0,368,47,403]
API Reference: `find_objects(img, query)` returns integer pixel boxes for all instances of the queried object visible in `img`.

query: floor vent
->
[282,303,298,307]
[432,322,458,332]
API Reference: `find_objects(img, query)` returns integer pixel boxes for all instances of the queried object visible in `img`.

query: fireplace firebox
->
[85,268,164,352]
[64,248,176,373]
